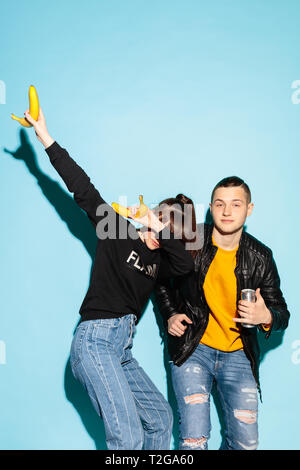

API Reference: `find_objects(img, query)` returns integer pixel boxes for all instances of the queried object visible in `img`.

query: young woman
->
[24,107,195,450]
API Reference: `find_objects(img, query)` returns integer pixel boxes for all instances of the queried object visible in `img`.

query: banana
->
[112,195,149,219]
[111,203,130,218]
[11,85,39,127]
[135,195,148,218]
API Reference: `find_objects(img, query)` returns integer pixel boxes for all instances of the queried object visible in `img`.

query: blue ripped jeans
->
[171,343,258,450]
[70,314,173,450]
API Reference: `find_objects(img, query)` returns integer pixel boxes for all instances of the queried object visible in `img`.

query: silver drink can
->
[240,289,256,328]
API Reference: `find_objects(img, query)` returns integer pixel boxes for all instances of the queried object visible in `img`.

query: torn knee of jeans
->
[234,409,257,424]
[241,387,258,403]
[183,437,207,449]
[184,393,209,405]
[236,440,258,450]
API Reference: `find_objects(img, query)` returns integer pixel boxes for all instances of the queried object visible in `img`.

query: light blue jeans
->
[171,343,259,450]
[70,314,173,450]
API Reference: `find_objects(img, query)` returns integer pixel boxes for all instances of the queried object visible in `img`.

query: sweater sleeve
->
[157,226,194,279]
[45,141,116,228]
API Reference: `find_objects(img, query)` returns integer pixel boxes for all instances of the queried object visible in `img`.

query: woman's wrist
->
[149,214,165,233]
[42,135,55,149]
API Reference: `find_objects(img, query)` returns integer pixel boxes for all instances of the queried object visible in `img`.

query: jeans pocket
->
[124,317,136,350]
[70,323,88,373]
[87,317,123,350]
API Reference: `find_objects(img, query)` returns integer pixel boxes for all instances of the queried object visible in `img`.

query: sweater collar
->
[205,223,247,249]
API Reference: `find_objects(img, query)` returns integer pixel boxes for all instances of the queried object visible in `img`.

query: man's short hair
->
[211,176,251,204]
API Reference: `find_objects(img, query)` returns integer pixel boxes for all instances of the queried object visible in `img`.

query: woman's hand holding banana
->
[113,196,166,232]
[24,107,55,149]
[130,204,165,232]
[11,84,54,149]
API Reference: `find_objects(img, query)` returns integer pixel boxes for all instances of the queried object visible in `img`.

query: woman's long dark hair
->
[157,193,198,259]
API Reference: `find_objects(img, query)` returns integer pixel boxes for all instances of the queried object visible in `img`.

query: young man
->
[155,176,290,450]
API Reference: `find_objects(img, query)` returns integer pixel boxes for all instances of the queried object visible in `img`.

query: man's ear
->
[247,202,254,216]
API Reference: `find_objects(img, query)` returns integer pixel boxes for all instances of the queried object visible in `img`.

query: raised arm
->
[44,141,107,227]
[24,108,114,228]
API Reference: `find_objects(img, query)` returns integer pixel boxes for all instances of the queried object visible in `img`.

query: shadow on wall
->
[64,359,107,449]
[3,129,107,450]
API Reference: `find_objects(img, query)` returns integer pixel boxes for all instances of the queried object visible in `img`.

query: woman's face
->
[140,230,161,250]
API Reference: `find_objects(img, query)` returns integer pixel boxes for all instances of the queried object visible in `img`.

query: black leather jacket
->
[155,223,290,399]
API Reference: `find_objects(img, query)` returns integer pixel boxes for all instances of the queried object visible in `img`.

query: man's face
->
[210,186,253,234]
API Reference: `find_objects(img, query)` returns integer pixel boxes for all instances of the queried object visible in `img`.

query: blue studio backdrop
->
[0,0,299,450]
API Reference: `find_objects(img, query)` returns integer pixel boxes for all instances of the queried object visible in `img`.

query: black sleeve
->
[154,278,179,322]
[157,227,194,279]
[258,251,290,338]
[45,141,128,233]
